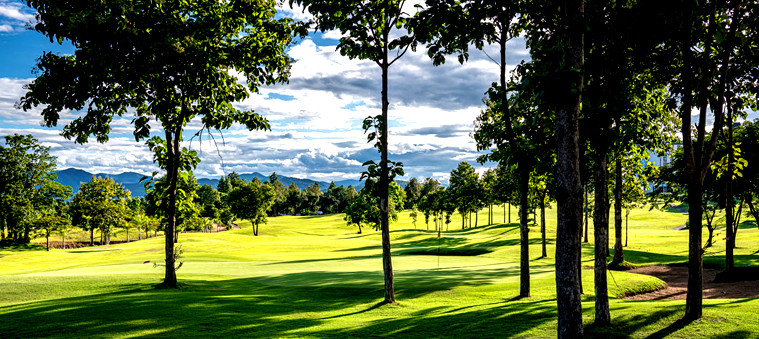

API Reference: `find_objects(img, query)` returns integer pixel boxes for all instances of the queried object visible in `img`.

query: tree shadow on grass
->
[0,274,558,339]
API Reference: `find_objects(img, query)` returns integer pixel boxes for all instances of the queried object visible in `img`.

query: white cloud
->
[0,2,34,22]
[276,3,313,21]
[0,1,35,33]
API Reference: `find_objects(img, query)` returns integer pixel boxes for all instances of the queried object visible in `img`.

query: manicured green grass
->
[1,204,757,338]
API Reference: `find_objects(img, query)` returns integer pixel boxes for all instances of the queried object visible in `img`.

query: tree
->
[292,0,418,304]
[143,172,199,243]
[670,1,750,319]
[196,184,221,220]
[268,173,286,217]
[404,177,422,209]
[448,162,479,230]
[20,0,303,288]
[323,182,341,214]
[301,183,323,215]
[0,134,71,243]
[227,180,276,236]
[344,194,374,234]
[345,180,405,233]
[480,169,499,226]
[410,205,419,229]
[284,183,301,215]
[73,176,131,246]
[418,178,440,231]
[31,214,69,251]
[518,0,586,335]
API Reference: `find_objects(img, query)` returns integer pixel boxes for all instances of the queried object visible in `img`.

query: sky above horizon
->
[1,1,755,184]
[0,0,533,184]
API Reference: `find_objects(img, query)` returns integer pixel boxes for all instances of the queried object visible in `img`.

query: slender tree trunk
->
[625,210,630,247]
[584,189,589,243]
[725,106,734,271]
[504,203,506,223]
[379,45,395,304]
[612,157,624,265]
[46,234,49,251]
[163,128,180,288]
[541,194,547,258]
[62,233,65,250]
[139,228,142,241]
[555,0,585,334]
[519,166,530,298]
[508,203,511,223]
[593,147,610,325]
[579,221,583,295]
[90,228,94,246]
[127,230,130,243]
[680,0,700,318]
[475,209,478,228]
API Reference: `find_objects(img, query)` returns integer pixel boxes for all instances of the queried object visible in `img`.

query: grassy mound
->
[608,260,638,271]
[608,272,668,298]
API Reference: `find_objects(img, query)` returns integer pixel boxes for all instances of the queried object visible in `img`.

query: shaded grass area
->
[0,272,756,339]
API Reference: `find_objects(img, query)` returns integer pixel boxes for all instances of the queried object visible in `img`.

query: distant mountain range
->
[54,168,366,198]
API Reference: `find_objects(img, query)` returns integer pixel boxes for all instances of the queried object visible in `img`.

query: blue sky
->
[1,1,753,184]
[0,0,532,184]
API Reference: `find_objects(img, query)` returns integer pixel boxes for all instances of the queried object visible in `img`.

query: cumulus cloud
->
[0,1,34,33]
[0,23,528,181]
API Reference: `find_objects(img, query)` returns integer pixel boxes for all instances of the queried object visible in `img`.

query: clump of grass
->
[609,260,638,271]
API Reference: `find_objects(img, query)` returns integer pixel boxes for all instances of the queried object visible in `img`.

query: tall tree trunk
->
[90,228,94,246]
[475,209,478,228]
[612,157,624,265]
[508,203,511,223]
[541,194,547,258]
[519,166,531,297]
[725,106,734,271]
[46,234,49,251]
[163,128,180,288]
[461,212,465,229]
[504,203,506,223]
[584,189,589,243]
[62,233,65,250]
[680,0,700,319]
[593,147,610,325]
[625,210,629,247]
[379,45,395,304]
[555,0,585,334]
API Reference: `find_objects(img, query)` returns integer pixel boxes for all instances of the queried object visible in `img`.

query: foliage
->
[71,176,131,245]
[0,134,71,243]
[20,0,305,287]
[227,179,276,236]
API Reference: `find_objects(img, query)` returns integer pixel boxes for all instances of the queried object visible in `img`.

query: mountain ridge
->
[54,168,366,197]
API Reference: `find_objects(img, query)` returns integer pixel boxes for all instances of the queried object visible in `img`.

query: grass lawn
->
[1,205,758,338]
